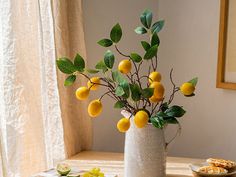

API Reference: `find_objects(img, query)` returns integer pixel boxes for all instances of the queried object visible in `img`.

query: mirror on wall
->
[217,0,236,90]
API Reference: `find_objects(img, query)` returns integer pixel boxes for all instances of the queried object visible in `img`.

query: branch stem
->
[99,91,113,101]
[167,69,180,105]
[79,73,110,88]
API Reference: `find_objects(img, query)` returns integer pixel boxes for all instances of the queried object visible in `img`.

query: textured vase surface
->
[122,111,166,177]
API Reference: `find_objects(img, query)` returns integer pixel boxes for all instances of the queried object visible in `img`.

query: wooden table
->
[64,151,204,177]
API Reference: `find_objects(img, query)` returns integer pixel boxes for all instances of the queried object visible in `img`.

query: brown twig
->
[151,59,155,71]
[137,61,143,73]
[143,97,151,109]
[132,60,142,88]
[107,93,117,100]
[156,97,165,113]
[140,75,151,81]
[168,69,180,105]
[99,91,113,101]
[126,74,134,83]
[154,56,158,71]
[100,78,115,89]
[150,102,160,116]
[79,73,110,88]
[115,45,130,58]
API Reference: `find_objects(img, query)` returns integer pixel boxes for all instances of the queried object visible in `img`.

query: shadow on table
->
[167,175,190,177]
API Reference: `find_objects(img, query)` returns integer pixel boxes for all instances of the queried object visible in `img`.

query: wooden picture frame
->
[217,0,236,89]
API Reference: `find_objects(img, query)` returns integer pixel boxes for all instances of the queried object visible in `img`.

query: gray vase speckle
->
[122,110,166,177]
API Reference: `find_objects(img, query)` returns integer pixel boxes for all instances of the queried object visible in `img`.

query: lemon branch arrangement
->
[56,10,198,133]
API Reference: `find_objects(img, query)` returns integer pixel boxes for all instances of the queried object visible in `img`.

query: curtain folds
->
[0,0,91,176]
[52,0,92,158]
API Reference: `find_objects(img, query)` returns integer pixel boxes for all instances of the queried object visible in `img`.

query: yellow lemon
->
[117,118,130,132]
[75,87,89,100]
[149,81,165,99]
[149,71,162,83]
[134,110,149,128]
[118,59,132,74]
[87,77,100,91]
[149,95,162,103]
[83,168,104,177]
[88,99,103,117]
[180,82,195,96]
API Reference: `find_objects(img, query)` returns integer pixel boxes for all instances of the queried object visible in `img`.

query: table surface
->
[64,151,204,177]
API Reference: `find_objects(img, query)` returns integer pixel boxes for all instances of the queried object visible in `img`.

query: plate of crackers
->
[190,158,236,177]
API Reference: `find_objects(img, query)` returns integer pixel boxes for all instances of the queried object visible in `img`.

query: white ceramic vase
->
[121,110,167,177]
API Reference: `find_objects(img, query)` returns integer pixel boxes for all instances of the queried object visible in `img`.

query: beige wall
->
[158,0,236,160]
[83,0,236,160]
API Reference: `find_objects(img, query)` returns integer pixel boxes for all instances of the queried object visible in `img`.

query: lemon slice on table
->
[67,173,81,177]
[56,163,71,176]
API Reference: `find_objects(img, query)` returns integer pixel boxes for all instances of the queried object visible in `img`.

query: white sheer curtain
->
[0,0,65,176]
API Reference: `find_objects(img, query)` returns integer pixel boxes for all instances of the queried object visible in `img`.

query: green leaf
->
[188,77,198,87]
[120,82,130,98]
[141,41,151,51]
[165,105,186,118]
[129,84,141,101]
[144,45,158,59]
[140,9,152,28]
[112,71,127,84]
[114,101,126,109]
[160,102,169,112]
[135,27,147,34]
[104,50,115,69]
[151,20,165,33]
[56,57,78,74]
[156,111,181,125]
[140,14,148,28]
[130,53,142,63]
[86,69,99,74]
[146,10,153,28]
[64,75,76,86]
[165,117,179,124]
[97,39,113,47]
[150,116,165,129]
[151,33,160,47]
[74,54,85,72]
[155,112,179,126]
[115,86,125,96]
[141,88,154,98]
[110,23,122,43]
[156,111,169,118]
[95,60,108,73]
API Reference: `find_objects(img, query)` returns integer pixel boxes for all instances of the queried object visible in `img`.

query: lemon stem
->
[167,68,180,105]
[151,97,164,115]
[154,56,158,71]
[151,58,155,71]
[99,91,113,101]
[137,61,143,73]
[79,73,109,88]
[139,75,152,82]
[126,74,134,84]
